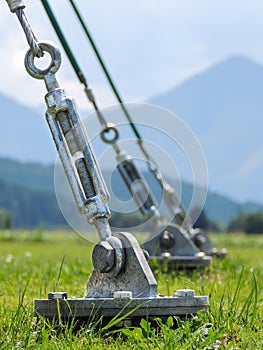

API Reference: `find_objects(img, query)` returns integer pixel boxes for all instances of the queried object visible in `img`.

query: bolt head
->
[159,230,175,249]
[113,291,133,299]
[174,289,195,298]
[48,292,67,300]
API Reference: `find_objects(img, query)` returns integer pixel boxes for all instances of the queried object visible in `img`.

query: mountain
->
[0,158,54,192]
[107,167,263,225]
[0,55,262,204]
[149,55,263,204]
[0,94,56,163]
[0,157,262,228]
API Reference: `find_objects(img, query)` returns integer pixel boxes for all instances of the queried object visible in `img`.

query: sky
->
[1,1,263,110]
[1,1,263,205]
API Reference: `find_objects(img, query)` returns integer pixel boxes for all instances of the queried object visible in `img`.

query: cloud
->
[1,0,263,203]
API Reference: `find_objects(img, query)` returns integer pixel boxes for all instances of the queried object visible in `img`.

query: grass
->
[0,230,262,349]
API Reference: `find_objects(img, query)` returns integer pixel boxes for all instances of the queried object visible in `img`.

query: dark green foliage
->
[228,211,263,234]
[0,157,263,228]
[191,207,210,230]
[0,158,54,192]
[0,158,66,228]
[0,179,66,228]
[0,208,13,228]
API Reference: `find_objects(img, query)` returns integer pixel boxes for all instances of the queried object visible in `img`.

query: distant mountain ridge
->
[0,94,56,164]
[0,158,54,192]
[0,55,262,205]
[149,55,263,204]
[0,157,262,227]
[0,178,65,228]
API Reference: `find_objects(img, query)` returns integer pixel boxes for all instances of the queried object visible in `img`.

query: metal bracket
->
[87,232,157,298]
[143,224,212,269]
[34,232,209,327]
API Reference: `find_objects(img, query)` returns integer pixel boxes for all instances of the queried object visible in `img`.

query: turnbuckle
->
[116,149,160,221]
[25,41,111,240]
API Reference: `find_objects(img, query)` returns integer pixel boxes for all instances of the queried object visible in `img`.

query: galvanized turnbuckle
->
[115,149,211,269]
[25,41,112,240]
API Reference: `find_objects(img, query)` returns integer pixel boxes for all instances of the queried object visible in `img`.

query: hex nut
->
[48,292,67,300]
[113,291,133,299]
[192,233,207,248]
[159,230,175,249]
[174,289,195,298]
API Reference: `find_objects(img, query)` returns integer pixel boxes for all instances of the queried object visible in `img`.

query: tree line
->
[2,202,263,234]
[227,211,263,234]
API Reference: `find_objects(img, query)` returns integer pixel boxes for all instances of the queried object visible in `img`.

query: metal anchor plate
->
[34,290,208,328]
[34,232,209,328]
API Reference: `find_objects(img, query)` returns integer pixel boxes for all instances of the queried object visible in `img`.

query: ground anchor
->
[143,224,212,270]
[34,232,209,327]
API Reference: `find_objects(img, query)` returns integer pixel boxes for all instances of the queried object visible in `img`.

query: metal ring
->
[24,41,61,79]
[100,123,119,144]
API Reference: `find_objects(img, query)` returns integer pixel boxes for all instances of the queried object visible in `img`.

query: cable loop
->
[100,123,119,144]
[25,41,61,80]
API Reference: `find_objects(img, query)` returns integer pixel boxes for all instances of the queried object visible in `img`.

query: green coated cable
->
[65,3,196,228]
[41,0,86,86]
[40,0,109,127]
[67,0,143,142]
[41,0,195,231]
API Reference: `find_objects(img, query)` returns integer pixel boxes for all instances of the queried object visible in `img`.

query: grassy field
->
[0,229,262,349]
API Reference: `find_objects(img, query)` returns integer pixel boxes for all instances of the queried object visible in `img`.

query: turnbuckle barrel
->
[162,184,193,230]
[25,42,111,240]
[46,92,111,239]
[116,150,157,219]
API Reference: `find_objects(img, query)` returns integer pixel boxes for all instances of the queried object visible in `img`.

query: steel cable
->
[13,8,43,57]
